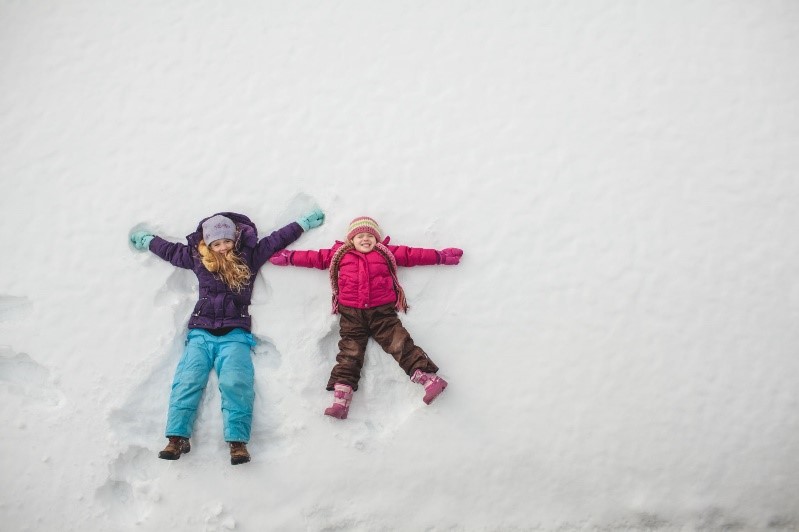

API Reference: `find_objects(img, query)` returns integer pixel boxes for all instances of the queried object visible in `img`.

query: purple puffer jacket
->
[148,212,304,331]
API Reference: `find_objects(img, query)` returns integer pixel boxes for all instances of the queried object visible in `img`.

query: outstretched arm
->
[149,237,195,269]
[269,247,336,270]
[252,209,326,269]
[252,222,304,269]
[130,230,195,269]
[389,245,463,267]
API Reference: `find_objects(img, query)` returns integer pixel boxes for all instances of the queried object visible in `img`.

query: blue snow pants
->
[165,328,256,442]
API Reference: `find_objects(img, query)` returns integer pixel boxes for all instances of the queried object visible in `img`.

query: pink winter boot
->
[324,383,353,419]
[411,369,448,404]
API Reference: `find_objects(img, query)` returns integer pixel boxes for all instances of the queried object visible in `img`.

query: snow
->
[2,1,799,530]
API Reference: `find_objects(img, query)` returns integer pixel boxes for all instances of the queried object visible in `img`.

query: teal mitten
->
[130,231,155,251]
[296,209,325,231]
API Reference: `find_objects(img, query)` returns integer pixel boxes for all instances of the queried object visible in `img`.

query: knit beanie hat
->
[346,216,381,241]
[202,214,237,244]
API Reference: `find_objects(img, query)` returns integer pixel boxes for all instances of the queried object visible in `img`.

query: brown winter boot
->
[158,436,191,460]
[229,442,250,465]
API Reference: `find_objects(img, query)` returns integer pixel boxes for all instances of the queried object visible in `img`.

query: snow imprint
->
[94,446,161,527]
[0,347,63,407]
[0,295,33,321]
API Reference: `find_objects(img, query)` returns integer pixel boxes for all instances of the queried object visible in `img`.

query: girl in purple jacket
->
[130,210,324,464]
[269,216,462,419]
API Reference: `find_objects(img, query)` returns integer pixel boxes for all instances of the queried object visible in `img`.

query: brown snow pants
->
[327,303,439,391]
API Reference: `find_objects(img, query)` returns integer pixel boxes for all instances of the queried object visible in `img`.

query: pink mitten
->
[269,250,293,266]
[438,248,463,265]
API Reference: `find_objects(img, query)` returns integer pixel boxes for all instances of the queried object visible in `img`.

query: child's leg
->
[327,306,369,391]
[165,331,214,438]
[368,304,439,376]
[213,330,256,443]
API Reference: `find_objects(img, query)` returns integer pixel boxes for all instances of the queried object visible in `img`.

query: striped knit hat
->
[346,216,381,241]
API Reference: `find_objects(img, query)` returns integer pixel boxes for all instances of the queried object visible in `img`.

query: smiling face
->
[351,232,377,253]
[209,239,234,255]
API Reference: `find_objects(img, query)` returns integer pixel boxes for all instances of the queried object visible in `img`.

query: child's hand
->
[297,209,325,231]
[269,250,293,266]
[130,231,155,251]
[438,248,463,265]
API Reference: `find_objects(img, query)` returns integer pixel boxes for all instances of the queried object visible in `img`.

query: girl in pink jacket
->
[269,216,463,419]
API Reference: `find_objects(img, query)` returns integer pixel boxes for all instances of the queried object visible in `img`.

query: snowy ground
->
[2,2,799,531]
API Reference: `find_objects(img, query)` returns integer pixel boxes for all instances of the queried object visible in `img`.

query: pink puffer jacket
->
[288,238,440,309]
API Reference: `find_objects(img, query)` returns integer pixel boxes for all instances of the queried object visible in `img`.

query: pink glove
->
[269,250,293,266]
[438,248,463,265]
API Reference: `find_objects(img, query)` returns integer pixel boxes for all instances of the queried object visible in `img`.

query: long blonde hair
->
[198,240,251,292]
